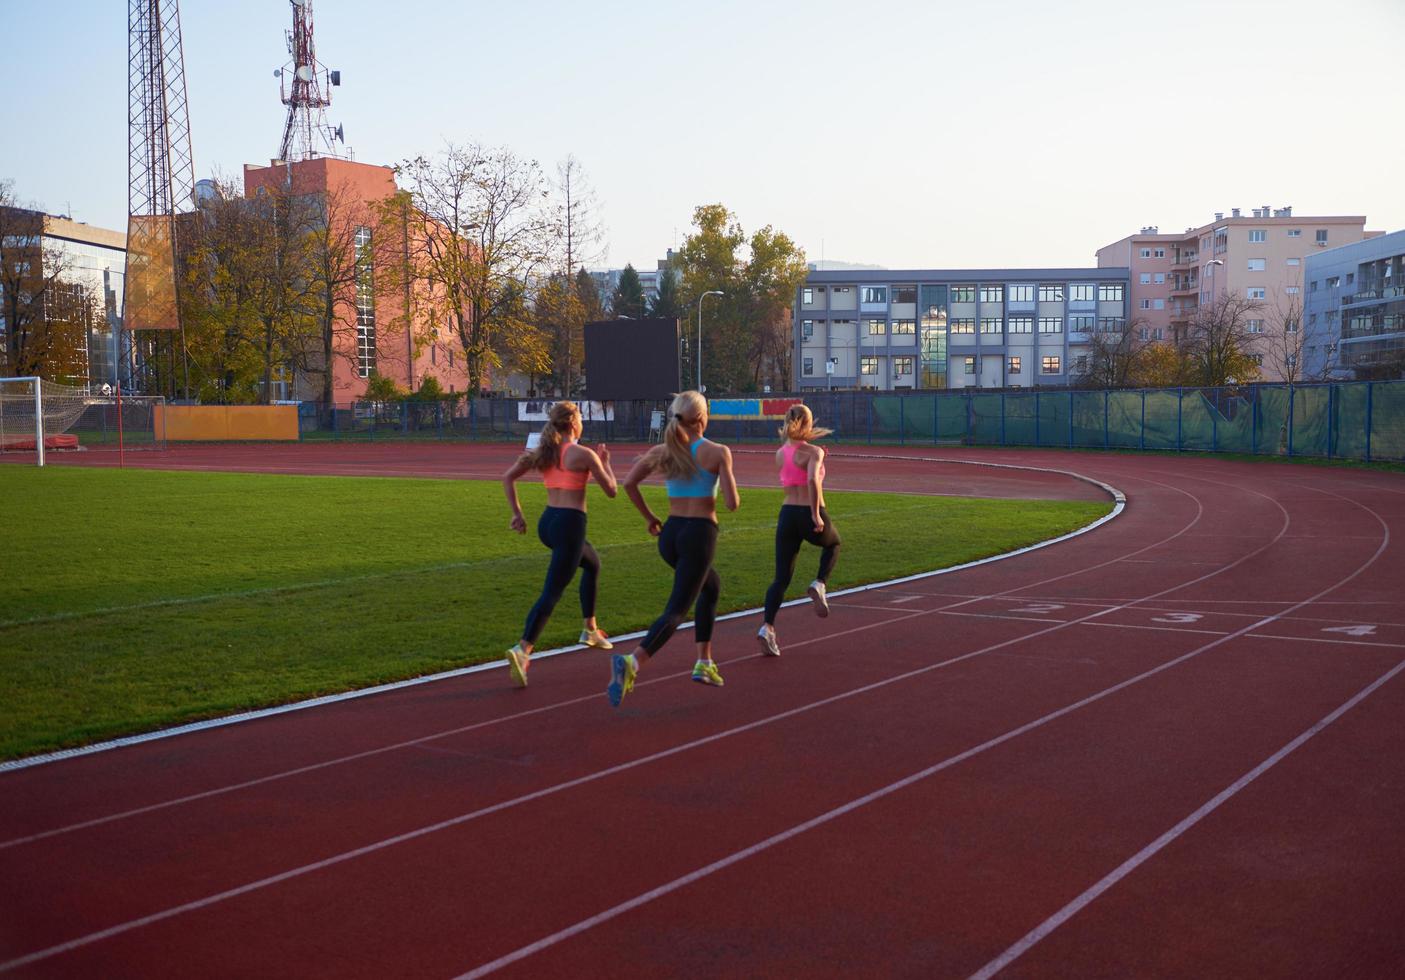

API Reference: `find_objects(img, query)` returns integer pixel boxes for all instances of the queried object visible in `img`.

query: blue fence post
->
[1176,386,1183,451]
[932,394,939,444]
[1211,387,1218,453]
[1000,392,1007,445]
[1251,389,1258,455]
[899,396,905,446]
[866,398,873,444]
[1327,384,1335,458]
[1365,382,1373,462]
[1067,391,1074,447]
[1287,384,1296,457]
[1103,389,1109,449]
[1034,391,1041,446]
[1139,390,1146,450]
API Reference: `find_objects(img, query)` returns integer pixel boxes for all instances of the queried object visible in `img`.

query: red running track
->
[2,446,1404,978]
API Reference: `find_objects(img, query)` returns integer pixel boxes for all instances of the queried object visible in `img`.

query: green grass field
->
[0,466,1111,760]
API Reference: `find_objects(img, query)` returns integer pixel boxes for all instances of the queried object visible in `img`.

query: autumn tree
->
[1077,317,1150,388]
[0,181,89,380]
[1260,290,1315,383]
[1181,291,1264,387]
[675,204,807,393]
[392,143,555,395]
[302,180,374,414]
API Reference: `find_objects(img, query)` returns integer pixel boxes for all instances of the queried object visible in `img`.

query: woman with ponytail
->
[501,401,617,688]
[757,403,841,657]
[606,390,740,707]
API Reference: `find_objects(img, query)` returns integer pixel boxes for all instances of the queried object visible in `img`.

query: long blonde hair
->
[779,403,831,442]
[520,401,579,471]
[654,390,708,479]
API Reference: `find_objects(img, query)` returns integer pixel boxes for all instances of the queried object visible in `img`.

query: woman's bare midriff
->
[546,488,587,510]
[667,497,718,523]
[782,486,813,507]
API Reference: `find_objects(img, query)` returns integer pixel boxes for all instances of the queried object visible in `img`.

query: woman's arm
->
[806,445,826,531]
[502,456,533,533]
[585,443,617,497]
[622,450,663,535]
[717,444,740,512]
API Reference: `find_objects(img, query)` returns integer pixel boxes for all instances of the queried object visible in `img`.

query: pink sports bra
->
[543,442,590,491]
[779,442,821,487]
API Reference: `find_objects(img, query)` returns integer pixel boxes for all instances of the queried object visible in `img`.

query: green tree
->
[610,264,646,318]
[649,266,683,319]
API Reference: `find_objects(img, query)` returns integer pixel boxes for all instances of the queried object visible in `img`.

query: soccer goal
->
[0,378,166,464]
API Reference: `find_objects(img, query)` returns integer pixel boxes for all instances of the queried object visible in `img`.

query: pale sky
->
[2,0,1402,271]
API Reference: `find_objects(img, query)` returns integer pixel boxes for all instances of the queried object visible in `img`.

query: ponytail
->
[654,390,708,479]
[519,401,579,471]
[779,403,831,443]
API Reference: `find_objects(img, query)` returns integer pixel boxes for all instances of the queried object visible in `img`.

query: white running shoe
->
[580,628,614,650]
[807,580,830,618]
[505,643,529,688]
[757,625,781,657]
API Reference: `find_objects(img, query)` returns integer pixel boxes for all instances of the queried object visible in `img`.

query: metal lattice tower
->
[125,0,196,395]
[278,0,344,162]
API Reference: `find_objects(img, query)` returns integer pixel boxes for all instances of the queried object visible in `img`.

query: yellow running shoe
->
[692,659,725,687]
[580,628,614,650]
[607,653,638,707]
[505,643,529,689]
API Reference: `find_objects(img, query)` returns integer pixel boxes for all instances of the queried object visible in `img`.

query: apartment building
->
[793,268,1129,391]
[1097,207,1371,380]
[1303,229,1405,379]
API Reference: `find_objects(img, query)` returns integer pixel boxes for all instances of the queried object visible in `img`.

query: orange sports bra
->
[543,442,590,491]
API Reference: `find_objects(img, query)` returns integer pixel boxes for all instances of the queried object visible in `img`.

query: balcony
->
[1169,279,1199,296]
[1170,255,1199,270]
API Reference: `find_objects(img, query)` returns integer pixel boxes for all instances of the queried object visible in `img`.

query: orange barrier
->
[154,405,299,442]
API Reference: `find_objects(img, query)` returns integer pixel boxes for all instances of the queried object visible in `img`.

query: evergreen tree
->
[610,264,646,318]
[649,267,683,320]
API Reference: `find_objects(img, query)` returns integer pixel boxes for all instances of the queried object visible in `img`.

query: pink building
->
[1098,208,1374,380]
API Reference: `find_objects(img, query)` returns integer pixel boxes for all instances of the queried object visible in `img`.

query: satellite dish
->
[295,65,314,82]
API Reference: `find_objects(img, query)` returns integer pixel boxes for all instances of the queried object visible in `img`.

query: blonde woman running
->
[757,403,841,657]
[607,390,740,707]
[501,401,617,688]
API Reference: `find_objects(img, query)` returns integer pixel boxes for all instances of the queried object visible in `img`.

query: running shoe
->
[757,625,781,658]
[607,653,638,707]
[505,643,529,689]
[580,627,614,650]
[692,659,725,687]
[807,580,830,618]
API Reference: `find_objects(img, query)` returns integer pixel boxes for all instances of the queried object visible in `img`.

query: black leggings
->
[763,505,840,624]
[640,517,720,655]
[522,507,599,644]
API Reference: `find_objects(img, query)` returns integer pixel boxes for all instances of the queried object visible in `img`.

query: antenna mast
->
[277,0,344,162]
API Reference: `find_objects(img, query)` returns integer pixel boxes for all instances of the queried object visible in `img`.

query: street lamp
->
[696,290,723,392]
[1206,258,1224,307]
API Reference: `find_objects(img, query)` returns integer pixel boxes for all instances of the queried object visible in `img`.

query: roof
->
[804,268,1129,283]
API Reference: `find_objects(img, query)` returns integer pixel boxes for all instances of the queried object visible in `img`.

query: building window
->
[1098,317,1125,333]
[832,286,850,294]
[860,356,878,375]
[981,317,1003,334]
[1008,317,1032,334]
[1037,317,1062,334]
[1007,355,1022,373]
[1310,280,1319,292]
[1041,355,1061,375]
[1316,230,1329,244]
[1070,315,1095,332]
[1038,284,1064,302]
[1327,276,1339,288]
[1247,319,1264,334]
[802,288,814,305]
[1247,258,1266,271]
[950,318,975,334]
[892,319,915,334]
[1139,326,1149,341]
[1288,228,1302,238]
[893,356,914,375]
[1152,327,1164,340]
[963,356,976,375]
[861,286,887,304]
[1139,298,1151,309]
[1248,229,1266,243]
[1140,273,1151,284]
[1070,284,1095,303]
[1153,298,1165,310]
[951,285,976,303]
[1285,319,1299,333]
[1286,257,1300,266]
[1346,273,1355,284]
[803,357,814,375]
[1075,354,1088,373]
[1251,353,1264,366]
[354,225,376,379]
[979,285,1004,304]
[1285,286,1300,295]
[866,319,886,336]
[1154,248,1165,258]
[802,320,815,339]
[1154,272,1165,284]
[1247,287,1267,300]
[1008,284,1034,303]
[1098,283,1124,302]
[1140,248,1152,258]
[891,285,916,304]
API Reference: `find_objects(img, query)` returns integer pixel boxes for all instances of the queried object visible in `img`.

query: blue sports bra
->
[665,437,720,499]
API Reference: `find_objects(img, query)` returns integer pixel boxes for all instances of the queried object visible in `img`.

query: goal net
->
[0,379,166,464]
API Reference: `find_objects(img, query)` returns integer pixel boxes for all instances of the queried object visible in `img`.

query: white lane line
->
[971,656,1405,979]
[1247,633,1405,650]
[452,511,1390,980]
[1,459,1126,774]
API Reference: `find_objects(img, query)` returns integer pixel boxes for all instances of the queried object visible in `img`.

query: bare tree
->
[301,180,372,413]
[0,181,81,379]
[551,156,605,394]
[392,144,555,394]
[1183,291,1265,387]
[1077,316,1151,388]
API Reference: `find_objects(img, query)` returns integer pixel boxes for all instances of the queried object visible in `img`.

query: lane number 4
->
[1322,625,1377,637]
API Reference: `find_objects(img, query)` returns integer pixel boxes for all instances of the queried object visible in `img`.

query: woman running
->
[607,390,740,707]
[757,403,841,657]
[501,401,617,688]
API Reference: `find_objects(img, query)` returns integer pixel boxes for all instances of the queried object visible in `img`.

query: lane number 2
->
[1151,612,1203,624]
[1009,603,1065,615]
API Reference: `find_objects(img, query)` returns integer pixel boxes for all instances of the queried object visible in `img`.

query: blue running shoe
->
[607,653,637,708]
